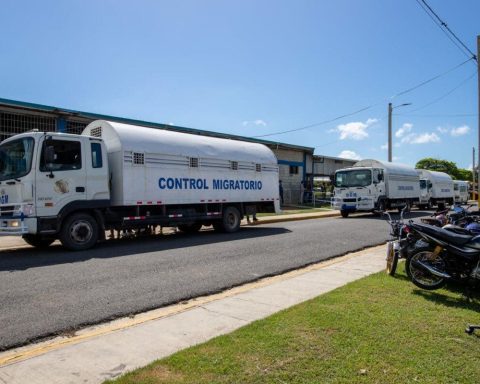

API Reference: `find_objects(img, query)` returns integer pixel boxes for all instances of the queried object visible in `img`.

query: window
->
[91,143,103,168]
[289,165,299,175]
[0,137,34,181]
[40,140,81,171]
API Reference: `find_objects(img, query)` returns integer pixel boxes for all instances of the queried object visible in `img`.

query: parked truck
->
[0,120,280,250]
[331,159,420,218]
[453,180,469,204]
[416,169,454,210]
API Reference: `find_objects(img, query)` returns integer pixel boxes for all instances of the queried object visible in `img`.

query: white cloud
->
[437,126,448,134]
[381,142,388,150]
[242,120,267,127]
[403,132,440,144]
[451,125,470,137]
[395,123,413,138]
[335,118,378,140]
[338,150,361,160]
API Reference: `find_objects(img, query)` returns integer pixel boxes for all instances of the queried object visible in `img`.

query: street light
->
[388,102,412,162]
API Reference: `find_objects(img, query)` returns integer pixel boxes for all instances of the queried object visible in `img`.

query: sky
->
[1,0,479,169]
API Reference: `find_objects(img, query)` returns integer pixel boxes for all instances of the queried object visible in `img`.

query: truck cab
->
[332,167,385,217]
[0,131,110,247]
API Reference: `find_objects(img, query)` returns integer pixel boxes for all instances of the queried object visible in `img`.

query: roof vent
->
[133,152,145,165]
[91,126,102,137]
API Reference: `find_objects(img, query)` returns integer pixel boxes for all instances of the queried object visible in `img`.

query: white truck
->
[416,169,454,209]
[331,159,420,218]
[453,180,469,204]
[0,120,280,250]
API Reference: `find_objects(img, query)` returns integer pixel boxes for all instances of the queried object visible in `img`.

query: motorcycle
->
[405,222,480,291]
[384,207,418,276]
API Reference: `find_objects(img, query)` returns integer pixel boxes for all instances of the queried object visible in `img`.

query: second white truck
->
[332,159,420,218]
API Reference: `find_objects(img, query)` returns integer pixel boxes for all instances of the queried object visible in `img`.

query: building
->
[1,97,330,204]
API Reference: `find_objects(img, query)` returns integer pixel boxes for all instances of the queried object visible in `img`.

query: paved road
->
[0,212,426,350]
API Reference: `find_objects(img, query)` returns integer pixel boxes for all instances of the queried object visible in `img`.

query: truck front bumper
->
[0,204,36,236]
[331,197,375,211]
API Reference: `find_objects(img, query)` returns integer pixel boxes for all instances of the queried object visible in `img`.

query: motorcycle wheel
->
[386,241,398,276]
[406,249,446,290]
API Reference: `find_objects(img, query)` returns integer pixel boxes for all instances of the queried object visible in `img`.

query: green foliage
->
[415,157,472,181]
[106,266,480,384]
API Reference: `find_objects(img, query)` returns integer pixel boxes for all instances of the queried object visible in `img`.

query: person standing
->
[279,180,284,205]
[299,180,305,204]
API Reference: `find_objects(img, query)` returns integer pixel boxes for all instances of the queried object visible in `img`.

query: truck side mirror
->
[45,146,55,164]
[44,145,55,178]
[377,174,383,182]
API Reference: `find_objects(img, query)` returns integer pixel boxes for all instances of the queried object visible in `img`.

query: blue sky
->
[1,0,478,169]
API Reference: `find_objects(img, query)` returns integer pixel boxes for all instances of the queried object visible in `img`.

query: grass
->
[105,264,480,384]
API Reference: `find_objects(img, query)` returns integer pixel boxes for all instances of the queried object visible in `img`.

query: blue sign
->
[0,194,8,204]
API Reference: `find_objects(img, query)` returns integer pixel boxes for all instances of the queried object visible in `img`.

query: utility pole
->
[388,103,393,162]
[473,147,476,200]
[387,102,411,163]
[477,35,480,205]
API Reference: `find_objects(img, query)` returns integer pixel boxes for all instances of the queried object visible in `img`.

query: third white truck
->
[416,169,454,210]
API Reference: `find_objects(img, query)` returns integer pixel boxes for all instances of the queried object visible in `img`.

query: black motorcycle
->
[405,222,480,290]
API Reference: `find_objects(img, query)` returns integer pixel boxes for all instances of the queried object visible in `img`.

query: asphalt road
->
[0,212,426,350]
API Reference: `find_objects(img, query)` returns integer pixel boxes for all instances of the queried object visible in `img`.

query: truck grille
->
[343,198,357,203]
[0,206,15,217]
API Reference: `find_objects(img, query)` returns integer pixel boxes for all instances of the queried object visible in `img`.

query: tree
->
[415,158,472,181]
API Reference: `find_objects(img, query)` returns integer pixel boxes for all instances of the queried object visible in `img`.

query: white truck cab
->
[453,180,469,204]
[332,159,419,218]
[0,131,110,243]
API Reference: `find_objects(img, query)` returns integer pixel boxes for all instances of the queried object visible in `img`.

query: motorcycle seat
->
[412,223,473,246]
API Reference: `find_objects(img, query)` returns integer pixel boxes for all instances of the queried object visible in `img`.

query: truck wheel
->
[340,210,349,218]
[22,234,55,249]
[60,213,99,251]
[177,223,202,233]
[222,206,241,233]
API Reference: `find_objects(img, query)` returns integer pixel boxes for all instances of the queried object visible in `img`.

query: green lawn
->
[106,264,480,384]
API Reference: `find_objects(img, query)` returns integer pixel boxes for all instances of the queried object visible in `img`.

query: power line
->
[253,58,473,138]
[395,113,477,118]
[397,70,477,113]
[414,0,477,62]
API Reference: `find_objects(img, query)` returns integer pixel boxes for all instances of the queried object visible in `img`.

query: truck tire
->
[340,210,349,218]
[177,223,202,233]
[221,206,241,233]
[60,213,99,251]
[22,234,55,249]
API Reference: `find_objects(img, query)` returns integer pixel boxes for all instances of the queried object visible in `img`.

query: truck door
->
[85,141,110,201]
[36,137,87,217]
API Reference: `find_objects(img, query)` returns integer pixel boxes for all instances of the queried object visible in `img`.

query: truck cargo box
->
[82,121,280,209]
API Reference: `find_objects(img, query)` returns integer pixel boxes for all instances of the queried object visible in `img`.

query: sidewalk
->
[0,242,386,384]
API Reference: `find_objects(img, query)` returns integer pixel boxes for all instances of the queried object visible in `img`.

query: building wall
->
[271,148,305,205]
[313,156,356,176]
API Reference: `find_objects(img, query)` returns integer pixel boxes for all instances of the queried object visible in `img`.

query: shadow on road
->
[345,210,431,221]
[0,226,291,272]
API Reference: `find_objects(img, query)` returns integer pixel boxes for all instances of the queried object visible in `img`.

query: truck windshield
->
[0,137,35,181]
[420,180,427,189]
[335,169,372,188]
